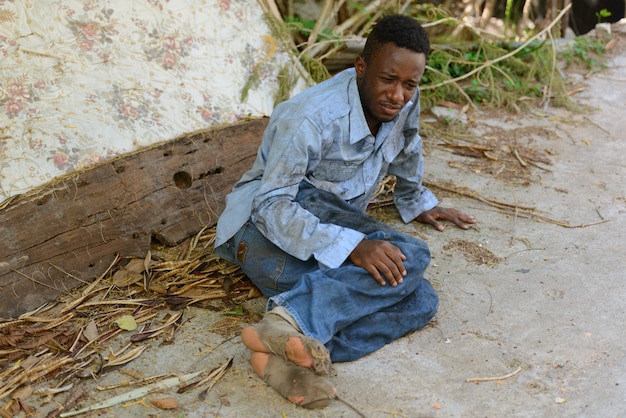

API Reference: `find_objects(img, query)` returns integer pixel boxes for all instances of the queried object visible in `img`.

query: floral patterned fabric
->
[0,0,305,202]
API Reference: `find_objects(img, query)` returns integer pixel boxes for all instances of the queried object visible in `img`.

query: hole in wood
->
[173,171,192,189]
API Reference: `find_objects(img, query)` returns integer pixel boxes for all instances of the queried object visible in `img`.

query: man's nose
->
[388,82,404,102]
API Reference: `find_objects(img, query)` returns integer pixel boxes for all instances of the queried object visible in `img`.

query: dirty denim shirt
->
[214,68,438,269]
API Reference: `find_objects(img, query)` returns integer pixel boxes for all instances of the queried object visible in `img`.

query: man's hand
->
[415,206,476,231]
[349,239,407,286]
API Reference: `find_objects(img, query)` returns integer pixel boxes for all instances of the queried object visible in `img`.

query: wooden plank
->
[0,118,267,318]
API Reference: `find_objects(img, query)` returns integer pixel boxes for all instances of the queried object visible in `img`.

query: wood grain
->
[0,118,267,318]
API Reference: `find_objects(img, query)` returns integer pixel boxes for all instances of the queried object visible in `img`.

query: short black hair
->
[361,14,430,62]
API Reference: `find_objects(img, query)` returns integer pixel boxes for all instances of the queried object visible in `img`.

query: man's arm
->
[415,206,476,231]
[389,103,476,231]
[250,115,365,269]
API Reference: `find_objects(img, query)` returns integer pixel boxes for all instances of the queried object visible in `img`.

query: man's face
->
[355,43,426,134]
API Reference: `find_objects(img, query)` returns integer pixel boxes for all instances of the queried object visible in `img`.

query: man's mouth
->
[381,103,401,116]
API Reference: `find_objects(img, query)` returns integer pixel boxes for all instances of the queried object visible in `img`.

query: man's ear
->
[354,55,366,78]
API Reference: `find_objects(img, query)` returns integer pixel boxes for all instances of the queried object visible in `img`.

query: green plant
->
[259,1,575,112]
[421,39,565,110]
[559,37,607,72]
[284,16,339,43]
[596,8,612,22]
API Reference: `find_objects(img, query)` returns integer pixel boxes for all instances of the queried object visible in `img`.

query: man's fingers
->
[377,263,400,286]
[386,248,407,275]
[385,248,408,285]
[379,257,407,286]
[426,217,444,231]
[420,213,442,231]
[416,207,476,231]
[366,266,387,286]
[457,211,476,224]
[449,216,467,230]
[366,258,403,287]
[350,239,407,286]
[450,211,475,229]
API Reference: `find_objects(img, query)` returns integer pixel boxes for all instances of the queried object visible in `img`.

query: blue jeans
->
[215,184,439,362]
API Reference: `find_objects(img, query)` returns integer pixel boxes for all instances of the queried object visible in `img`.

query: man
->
[214,14,475,409]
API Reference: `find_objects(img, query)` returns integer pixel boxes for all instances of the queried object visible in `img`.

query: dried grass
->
[0,227,256,406]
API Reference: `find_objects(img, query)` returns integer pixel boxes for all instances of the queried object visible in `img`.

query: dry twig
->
[466,366,523,383]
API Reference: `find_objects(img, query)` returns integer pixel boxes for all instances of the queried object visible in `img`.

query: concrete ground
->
[37,23,625,418]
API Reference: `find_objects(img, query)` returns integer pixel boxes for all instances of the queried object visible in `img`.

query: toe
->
[250,352,270,378]
[241,326,266,352]
[285,336,314,369]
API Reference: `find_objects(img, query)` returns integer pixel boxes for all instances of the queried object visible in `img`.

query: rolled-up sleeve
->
[388,100,439,223]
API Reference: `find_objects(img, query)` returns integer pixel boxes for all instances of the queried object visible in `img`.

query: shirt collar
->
[347,76,373,145]
[347,74,414,146]
[380,98,415,162]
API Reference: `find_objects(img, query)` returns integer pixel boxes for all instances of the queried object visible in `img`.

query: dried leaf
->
[114,315,137,331]
[128,332,155,343]
[0,327,25,348]
[124,258,148,273]
[150,397,178,410]
[129,311,183,342]
[198,357,233,400]
[248,287,263,298]
[11,385,33,400]
[164,296,192,308]
[19,355,40,369]
[223,305,244,316]
[19,331,56,350]
[104,345,147,368]
[83,320,99,342]
[143,250,152,272]
[178,357,233,394]
[143,250,153,290]
[112,270,143,287]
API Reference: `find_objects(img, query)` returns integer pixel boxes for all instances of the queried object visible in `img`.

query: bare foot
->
[250,352,336,408]
[250,351,270,378]
[241,312,333,376]
[241,325,314,369]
